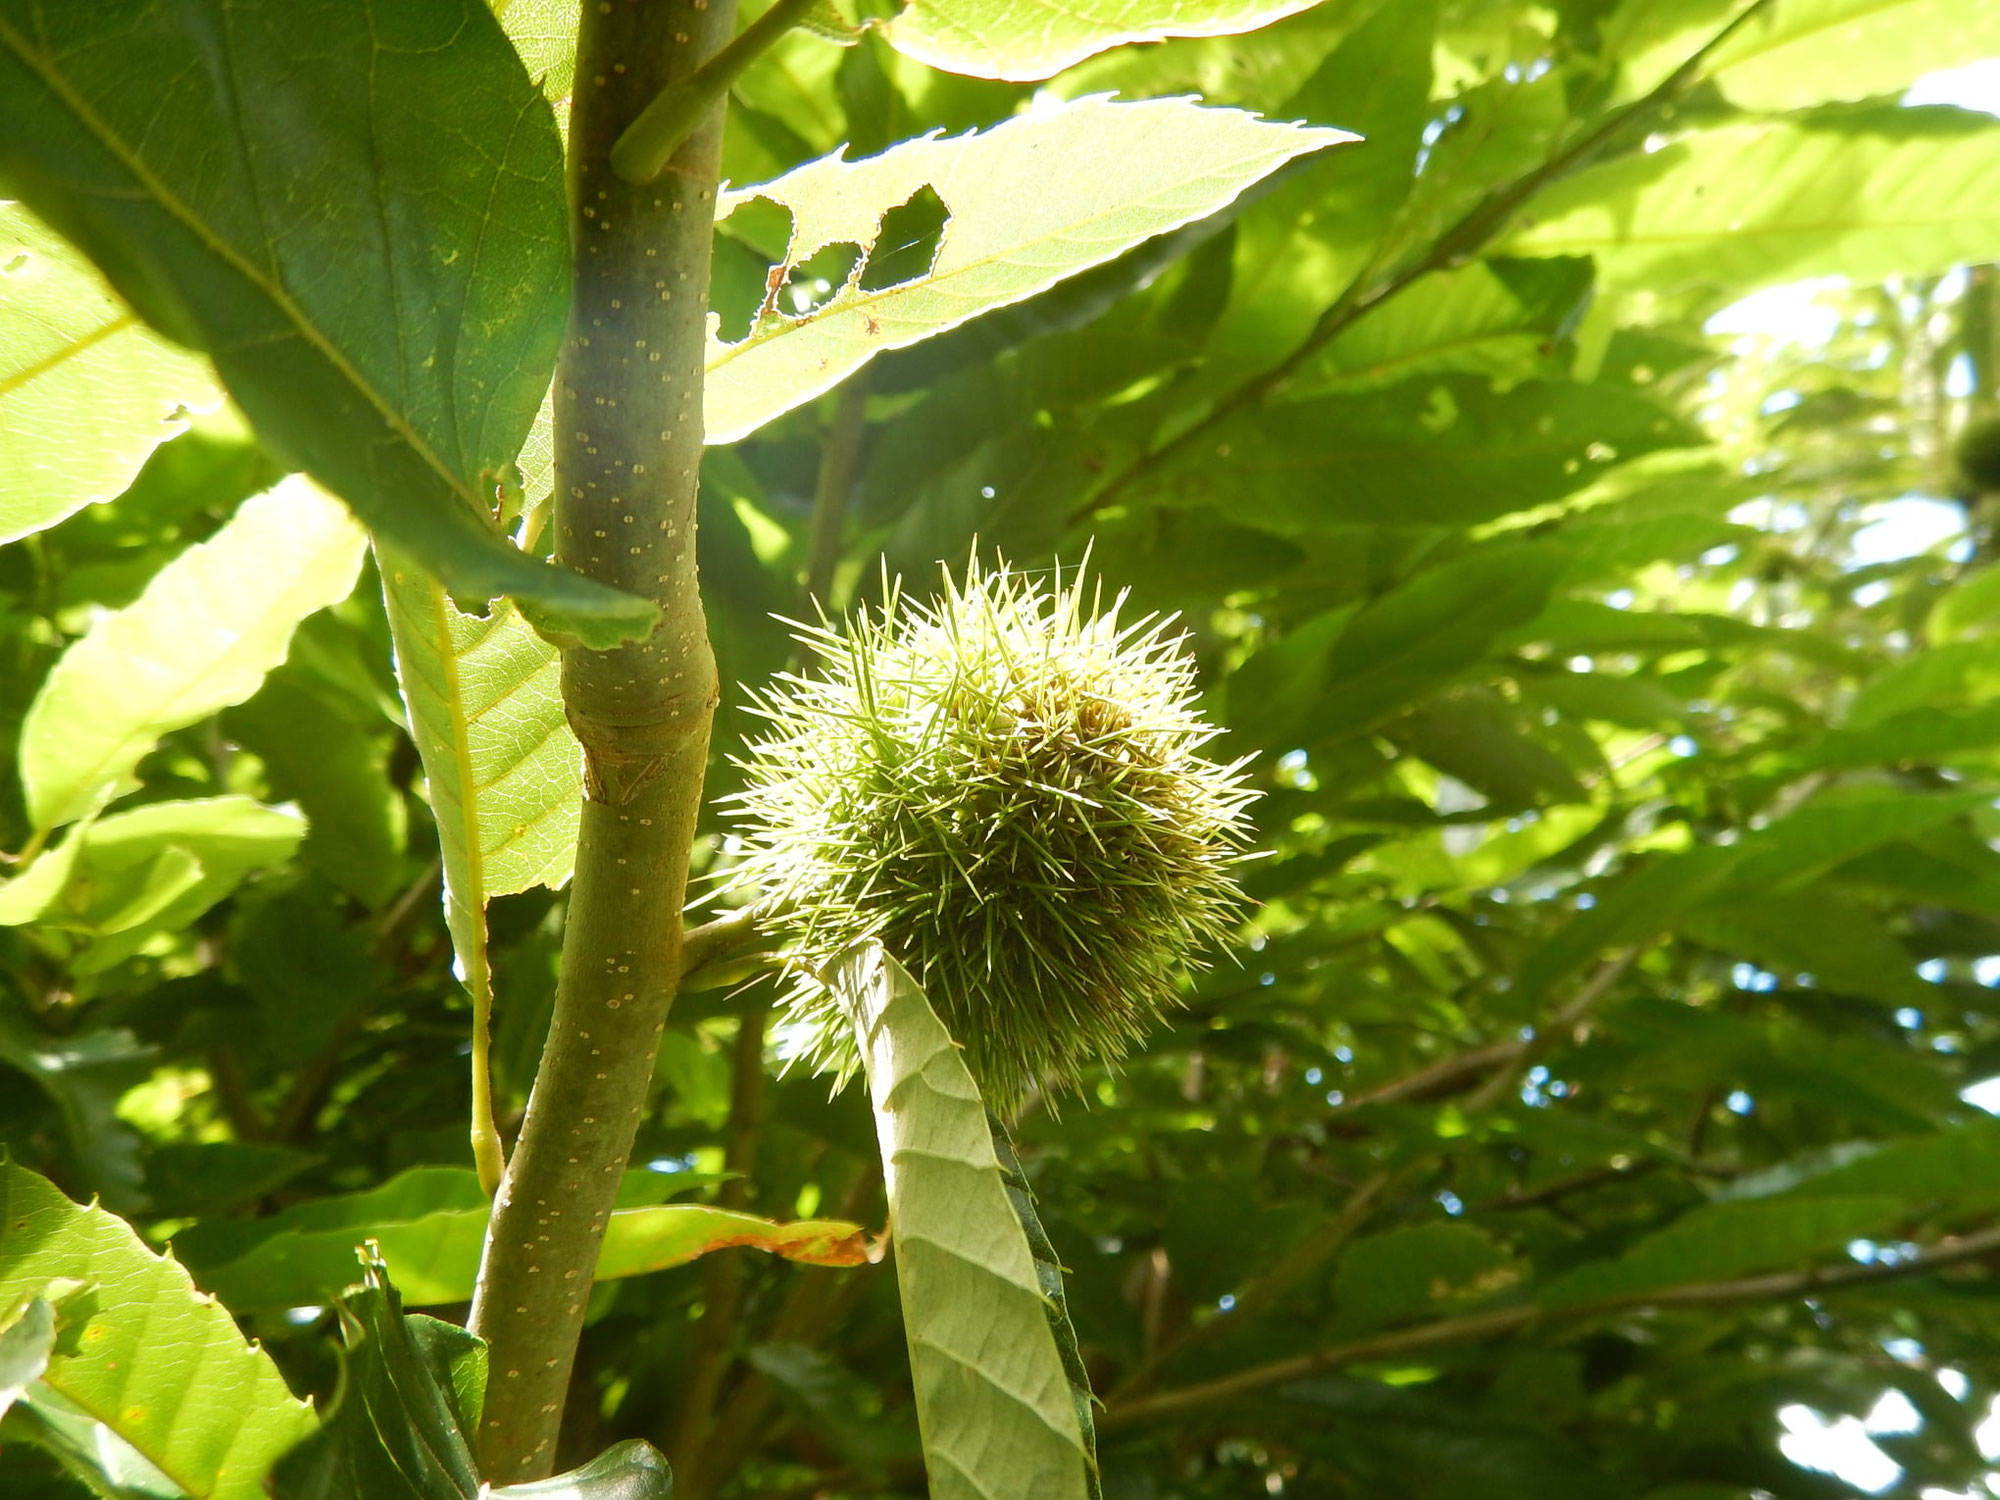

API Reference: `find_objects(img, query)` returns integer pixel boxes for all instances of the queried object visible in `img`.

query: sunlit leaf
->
[186,1185,871,1310]
[1612,0,2000,109]
[1506,108,2000,296]
[705,96,1353,442]
[18,478,364,833]
[877,0,1321,81]
[0,202,222,546]
[0,1158,318,1499]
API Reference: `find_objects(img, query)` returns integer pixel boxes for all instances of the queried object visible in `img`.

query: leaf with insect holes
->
[703,95,1353,443]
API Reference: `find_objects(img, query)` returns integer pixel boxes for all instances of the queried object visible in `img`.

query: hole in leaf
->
[859,185,948,292]
[780,242,863,318]
[711,198,794,343]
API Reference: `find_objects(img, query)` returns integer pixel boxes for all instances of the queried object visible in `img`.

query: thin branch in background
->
[1466,948,1638,1111]
[799,370,872,620]
[1331,948,1638,1119]
[1068,0,1781,529]
[1111,1168,1399,1401]
[666,994,772,1483]
[1103,1221,2000,1431]
[688,1167,885,1496]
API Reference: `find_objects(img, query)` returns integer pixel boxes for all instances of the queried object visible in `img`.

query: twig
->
[610,0,824,184]
[667,995,772,1488]
[1068,0,1780,529]
[678,905,768,985]
[1466,948,1637,1111]
[1103,1220,2000,1431]
[799,370,872,619]
[1330,949,1637,1119]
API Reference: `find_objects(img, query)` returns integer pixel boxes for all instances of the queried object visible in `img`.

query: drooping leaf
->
[0,0,654,646]
[186,1193,871,1311]
[19,477,366,833]
[378,550,580,1184]
[877,0,1321,81]
[705,96,1354,442]
[1506,108,2000,296]
[825,942,1094,1500]
[991,1115,1102,1500]
[0,1158,318,1500]
[0,201,222,545]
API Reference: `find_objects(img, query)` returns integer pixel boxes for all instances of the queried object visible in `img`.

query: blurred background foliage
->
[11,0,2000,1496]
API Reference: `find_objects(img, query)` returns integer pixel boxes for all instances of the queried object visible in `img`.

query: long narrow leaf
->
[828,943,1094,1500]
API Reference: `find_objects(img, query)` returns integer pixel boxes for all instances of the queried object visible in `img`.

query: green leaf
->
[1334,1222,1520,1334]
[1234,544,1568,747]
[0,1294,54,1420]
[1784,1121,2000,1203]
[1537,1195,1904,1309]
[746,1343,919,1478]
[0,1016,151,1212]
[1505,108,2000,296]
[705,96,1353,442]
[1292,258,1588,396]
[1159,376,1700,531]
[46,798,306,972]
[269,1254,479,1500]
[20,478,366,833]
[991,1116,1102,1500]
[825,943,1094,1500]
[876,0,1320,81]
[185,1189,872,1311]
[0,1158,318,1499]
[1387,687,1586,808]
[379,550,580,1182]
[0,0,655,647]
[7,1383,185,1500]
[1682,891,1936,1010]
[0,201,222,545]
[1612,0,2000,110]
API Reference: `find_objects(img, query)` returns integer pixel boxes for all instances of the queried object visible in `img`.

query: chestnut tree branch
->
[1103,1221,2000,1431]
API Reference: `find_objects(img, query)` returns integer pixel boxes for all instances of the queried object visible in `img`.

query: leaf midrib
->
[0,11,477,510]
[0,310,136,399]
